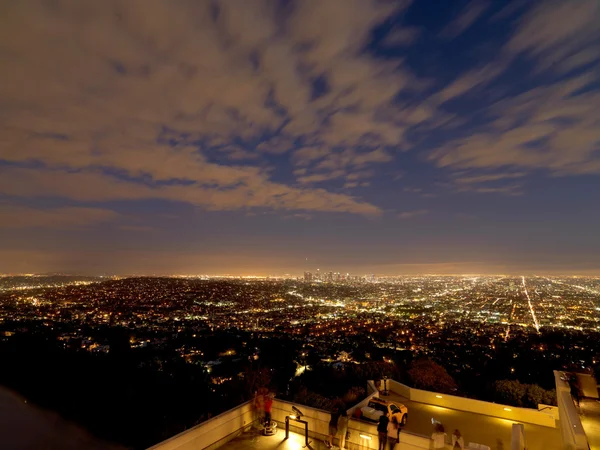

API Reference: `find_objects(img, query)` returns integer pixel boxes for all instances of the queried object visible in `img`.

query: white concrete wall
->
[410,387,556,427]
[271,399,331,440]
[147,402,255,450]
[366,380,378,396]
[389,381,556,428]
[537,404,559,421]
[511,423,525,450]
[554,371,588,450]
[387,380,410,399]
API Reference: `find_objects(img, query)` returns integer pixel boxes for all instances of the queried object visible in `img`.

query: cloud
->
[383,26,421,46]
[429,74,600,175]
[0,0,417,216]
[465,184,523,195]
[0,205,118,229]
[297,148,392,185]
[505,0,600,73]
[118,225,154,232]
[218,145,260,161]
[440,1,490,39]
[296,170,346,184]
[434,62,507,104]
[256,136,296,155]
[0,168,381,215]
[426,1,600,179]
[397,209,429,219]
[1,0,598,224]
[453,172,527,185]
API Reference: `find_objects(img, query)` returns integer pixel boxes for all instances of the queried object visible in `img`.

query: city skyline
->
[1,0,599,275]
[3,273,597,448]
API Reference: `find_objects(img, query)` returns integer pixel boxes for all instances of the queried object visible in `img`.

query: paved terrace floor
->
[381,391,561,450]
[579,398,600,450]
[221,427,329,450]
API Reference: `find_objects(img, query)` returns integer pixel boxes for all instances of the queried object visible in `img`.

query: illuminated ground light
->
[503,408,512,412]
[435,395,443,398]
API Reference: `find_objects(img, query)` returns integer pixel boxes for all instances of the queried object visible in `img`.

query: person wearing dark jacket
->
[377,414,390,450]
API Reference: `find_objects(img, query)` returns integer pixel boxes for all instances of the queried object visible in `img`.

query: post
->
[303,420,309,447]
[285,416,290,440]
[511,423,525,450]
[285,415,311,448]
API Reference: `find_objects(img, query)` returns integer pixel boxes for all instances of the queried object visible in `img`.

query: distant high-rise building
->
[304,271,313,282]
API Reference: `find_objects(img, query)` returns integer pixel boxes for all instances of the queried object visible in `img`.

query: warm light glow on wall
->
[435,395,443,398]
[503,407,512,412]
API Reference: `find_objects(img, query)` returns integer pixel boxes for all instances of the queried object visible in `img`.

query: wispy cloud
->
[0,0,598,229]
[0,205,118,229]
[453,172,527,185]
[440,1,490,39]
[466,185,523,196]
[427,0,600,178]
[429,74,600,175]
[383,26,421,46]
[1,0,416,215]
[0,168,381,215]
[505,0,600,73]
[398,209,429,219]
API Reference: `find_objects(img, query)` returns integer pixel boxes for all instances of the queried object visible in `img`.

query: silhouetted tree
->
[243,366,272,397]
[408,359,457,394]
[493,380,556,407]
[494,380,526,406]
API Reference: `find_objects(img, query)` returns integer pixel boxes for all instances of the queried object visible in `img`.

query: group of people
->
[376,413,401,450]
[432,421,464,450]
[328,409,465,450]
[327,407,349,449]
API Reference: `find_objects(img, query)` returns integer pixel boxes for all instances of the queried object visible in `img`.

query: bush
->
[342,386,366,406]
[494,380,525,407]
[293,388,335,411]
[493,380,556,408]
[408,359,457,394]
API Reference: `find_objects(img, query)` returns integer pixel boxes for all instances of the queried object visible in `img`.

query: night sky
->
[1,0,599,275]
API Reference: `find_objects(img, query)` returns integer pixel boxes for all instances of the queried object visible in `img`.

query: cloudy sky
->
[1,0,599,275]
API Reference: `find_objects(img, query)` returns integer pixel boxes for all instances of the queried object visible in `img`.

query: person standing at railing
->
[327,408,341,448]
[337,409,349,450]
[386,415,400,450]
[431,422,446,449]
[377,414,389,450]
[451,429,464,449]
[264,393,274,426]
